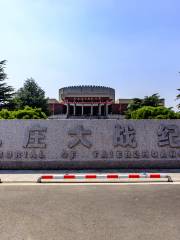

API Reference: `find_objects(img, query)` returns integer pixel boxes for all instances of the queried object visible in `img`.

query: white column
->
[106,104,108,116]
[91,105,93,116]
[73,104,76,116]
[82,105,84,115]
[66,104,69,115]
[98,104,101,116]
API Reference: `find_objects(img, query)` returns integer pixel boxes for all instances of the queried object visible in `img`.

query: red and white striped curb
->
[39,173,172,182]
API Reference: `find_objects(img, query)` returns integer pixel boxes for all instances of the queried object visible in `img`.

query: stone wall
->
[0,119,180,169]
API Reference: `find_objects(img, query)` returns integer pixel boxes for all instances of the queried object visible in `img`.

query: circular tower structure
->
[59,85,115,117]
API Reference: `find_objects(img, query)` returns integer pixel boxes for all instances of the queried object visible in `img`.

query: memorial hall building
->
[48,85,164,118]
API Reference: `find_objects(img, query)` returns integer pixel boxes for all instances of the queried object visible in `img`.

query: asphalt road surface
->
[0,184,180,240]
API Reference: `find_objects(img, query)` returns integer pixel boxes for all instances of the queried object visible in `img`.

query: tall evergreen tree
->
[15,78,49,114]
[0,60,14,108]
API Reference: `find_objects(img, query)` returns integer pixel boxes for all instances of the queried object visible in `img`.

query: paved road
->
[0,184,180,240]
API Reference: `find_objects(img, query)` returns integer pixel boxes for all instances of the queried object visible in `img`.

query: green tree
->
[127,98,143,112]
[15,78,49,114]
[143,93,163,107]
[176,89,180,109]
[0,60,14,109]
[126,93,164,118]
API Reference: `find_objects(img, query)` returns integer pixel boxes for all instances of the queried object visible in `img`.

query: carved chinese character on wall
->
[157,124,180,148]
[23,125,47,148]
[68,125,92,148]
[113,124,137,148]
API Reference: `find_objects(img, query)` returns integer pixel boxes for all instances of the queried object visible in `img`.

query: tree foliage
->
[143,93,163,107]
[128,93,163,110]
[126,93,164,118]
[0,106,47,119]
[176,89,180,109]
[15,78,49,114]
[127,98,143,112]
[0,60,14,109]
[127,106,180,119]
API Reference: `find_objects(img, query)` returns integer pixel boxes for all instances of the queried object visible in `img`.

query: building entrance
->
[84,106,91,116]
[76,106,82,116]
[93,106,98,116]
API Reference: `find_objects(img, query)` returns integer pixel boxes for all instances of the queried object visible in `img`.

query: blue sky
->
[0,0,180,109]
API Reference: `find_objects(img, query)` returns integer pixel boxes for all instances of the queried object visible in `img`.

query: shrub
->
[127,106,179,119]
[0,109,14,119]
[0,106,47,119]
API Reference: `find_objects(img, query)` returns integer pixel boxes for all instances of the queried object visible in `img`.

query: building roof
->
[116,99,132,104]
[61,85,114,89]
[48,99,59,104]
[59,85,115,102]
